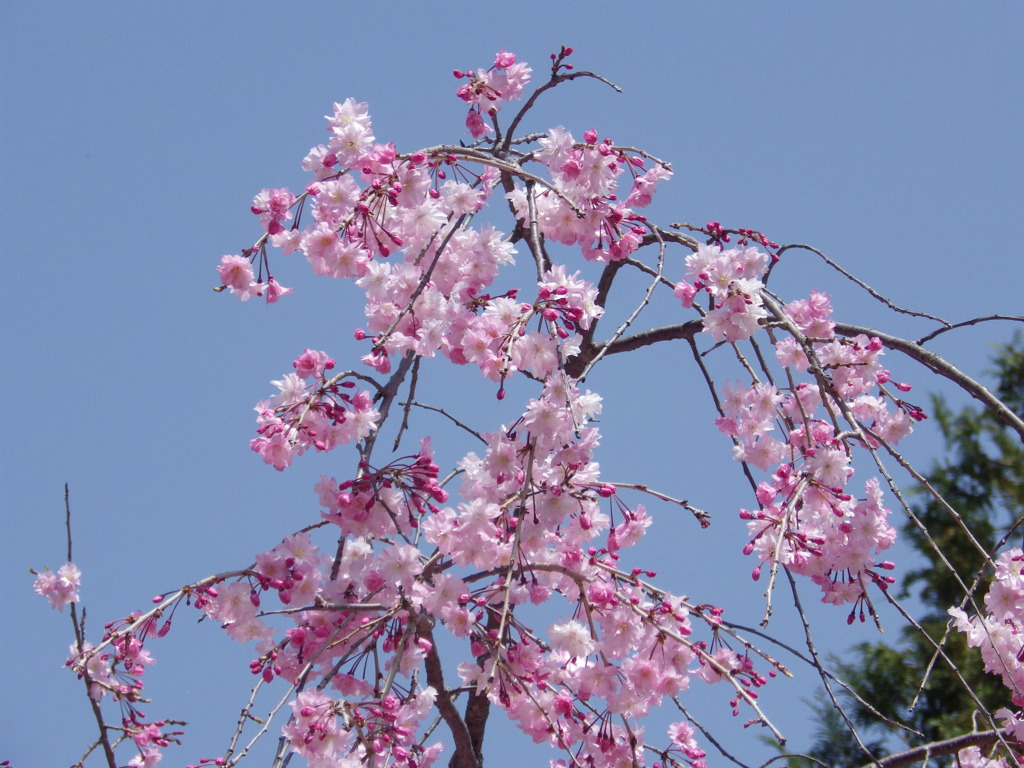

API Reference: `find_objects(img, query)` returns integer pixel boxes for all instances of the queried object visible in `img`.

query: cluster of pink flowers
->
[248,376,744,766]
[507,124,670,263]
[681,245,922,610]
[212,47,679,405]
[32,562,80,611]
[315,438,447,539]
[250,350,379,470]
[65,369,761,768]
[454,48,532,138]
[52,590,182,766]
[951,549,1024,721]
[281,689,442,767]
[216,252,291,303]
[675,243,768,343]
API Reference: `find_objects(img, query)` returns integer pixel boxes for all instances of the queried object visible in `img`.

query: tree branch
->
[502,69,621,154]
[833,323,1024,443]
[773,243,951,325]
[859,729,1009,768]
[565,320,703,378]
[65,485,118,768]
[420,625,481,768]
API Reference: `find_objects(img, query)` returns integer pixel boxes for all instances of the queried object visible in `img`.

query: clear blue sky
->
[3,4,1022,767]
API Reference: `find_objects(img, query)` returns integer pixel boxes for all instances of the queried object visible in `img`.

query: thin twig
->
[916,314,1024,345]
[400,401,486,444]
[784,569,889,768]
[502,70,622,154]
[64,485,118,768]
[603,482,710,527]
[773,243,951,325]
[393,356,421,452]
[671,699,752,768]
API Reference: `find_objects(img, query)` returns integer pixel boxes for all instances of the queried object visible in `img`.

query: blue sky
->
[3,4,1022,767]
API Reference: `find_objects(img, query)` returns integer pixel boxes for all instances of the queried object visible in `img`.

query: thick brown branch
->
[572,315,1023,446]
[859,729,1009,768]
[460,687,491,768]
[641,227,699,252]
[579,259,626,356]
[566,320,703,378]
[421,626,481,768]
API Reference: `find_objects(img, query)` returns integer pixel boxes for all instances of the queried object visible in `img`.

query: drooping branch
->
[578,258,626,359]
[774,243,952,325]
[916,314,1024,345]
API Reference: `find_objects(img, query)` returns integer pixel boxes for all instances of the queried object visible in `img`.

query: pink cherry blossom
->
[33,562,80,611]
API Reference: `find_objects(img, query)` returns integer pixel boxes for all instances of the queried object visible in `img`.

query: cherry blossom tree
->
[32,47,1024,768]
